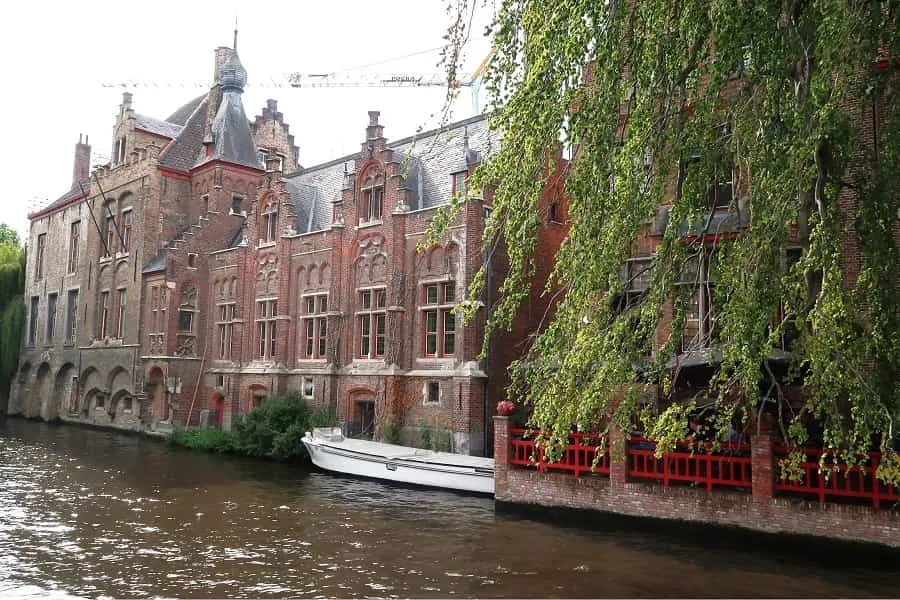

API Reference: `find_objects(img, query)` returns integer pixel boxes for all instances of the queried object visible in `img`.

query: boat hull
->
[302,429,494,496]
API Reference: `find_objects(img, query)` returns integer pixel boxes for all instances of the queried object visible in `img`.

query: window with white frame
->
[302,377,314,399]
[98,291,110,338]
[34,233,46,280]
[256,299,278,359]
[422,282,456,357]
[678,249,718,352]
[217,303,236,359]
[68,221,80,273]
[261,200,279,244]
[114,289,126,338]
[357,288,386,359]
[301,294,328,359]
[45,293,57,344]
[361,186,383,222]
[121,210,133,254]
[65,289,78,343]
[452,171,467,197]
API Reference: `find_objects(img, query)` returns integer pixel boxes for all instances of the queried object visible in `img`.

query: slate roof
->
[29,179,90,219]
[285,114,496,233]
[287,164,344,233]
[134,113,183,139]
[158,96,209,172]
[388,114,494,210]
[192,90,260,171]
[165,94,206,126]
[142,247,167,273]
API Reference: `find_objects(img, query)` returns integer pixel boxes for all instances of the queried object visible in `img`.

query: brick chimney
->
[213,46,232,84]
[72,134,91,186]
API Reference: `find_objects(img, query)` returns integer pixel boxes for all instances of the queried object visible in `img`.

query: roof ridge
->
[287,113,488,178]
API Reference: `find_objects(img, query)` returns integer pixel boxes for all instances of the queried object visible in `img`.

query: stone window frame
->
[301,377,314,400]
[45,292,57,345]
[260,198,279,246]
[424,380,441,405]
[27,296,38,346]
[67,220,80,274]
[300,293,328,360]
[34,233,46,280]
[255,297,278,360]
[420,280,456,358]
[216,302,236,359]
[98,290,111,339]
[65,288,79,345]
[114,287,127,339]
[356,287,387,359]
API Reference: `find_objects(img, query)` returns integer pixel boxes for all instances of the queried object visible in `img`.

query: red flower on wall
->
[496,400,516,416]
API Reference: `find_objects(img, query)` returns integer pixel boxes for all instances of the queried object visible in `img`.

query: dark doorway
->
[354,399,375,440]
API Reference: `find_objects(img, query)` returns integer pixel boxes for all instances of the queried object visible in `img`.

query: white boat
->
[301,427,494,495]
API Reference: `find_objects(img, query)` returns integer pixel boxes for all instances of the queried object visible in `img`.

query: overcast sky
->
[0,0,493,240]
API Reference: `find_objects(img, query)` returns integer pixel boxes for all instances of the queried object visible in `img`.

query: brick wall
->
[493,416,900,548]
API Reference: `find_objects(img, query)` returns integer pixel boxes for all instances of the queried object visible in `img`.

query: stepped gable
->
[134,114,183,139]
[158,95,210,172]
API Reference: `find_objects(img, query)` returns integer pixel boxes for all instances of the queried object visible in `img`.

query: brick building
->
[8,43,566,456]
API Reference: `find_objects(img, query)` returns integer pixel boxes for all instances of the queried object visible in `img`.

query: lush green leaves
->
[442,0,900,468]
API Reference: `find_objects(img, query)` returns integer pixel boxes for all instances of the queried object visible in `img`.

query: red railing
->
[774,446,900,509]
[627,437,753,491]
[509,428,610,477]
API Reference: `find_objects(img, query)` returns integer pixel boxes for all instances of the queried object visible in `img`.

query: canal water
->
[1,419,897,599]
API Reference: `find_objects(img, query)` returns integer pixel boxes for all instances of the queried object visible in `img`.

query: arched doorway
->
[52,363,76,420]
[33,363,52,420]
[146,367,166,422]
[210,392,225,429]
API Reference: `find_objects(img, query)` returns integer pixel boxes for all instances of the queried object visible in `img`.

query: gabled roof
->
[134,114,184,139]
[29,179,89,220]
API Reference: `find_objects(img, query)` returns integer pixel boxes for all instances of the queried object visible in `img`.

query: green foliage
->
[170,391,338,463]
[0,232,25,398]
[0,224,20,248]
[439,1,900,480]
[381,419,403,444]
[231,392,338,461]
[169,427,235,453]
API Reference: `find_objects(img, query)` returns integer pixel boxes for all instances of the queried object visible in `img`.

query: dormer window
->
[452,171,467,197]
[361,187,383,223]
[257,150,267,169]
[258,149,285,171]
[261,200,279,244]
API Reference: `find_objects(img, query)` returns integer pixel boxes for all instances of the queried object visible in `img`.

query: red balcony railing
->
[510,428,610,477]
[627,437,753,491]
[774,446,900,509]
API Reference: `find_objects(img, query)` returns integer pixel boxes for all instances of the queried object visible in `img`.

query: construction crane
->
[100,49,496,114]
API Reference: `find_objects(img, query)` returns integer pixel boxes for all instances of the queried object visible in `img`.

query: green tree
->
[0,224,20,248]
[0,230,25,407]
[438,1,900,466]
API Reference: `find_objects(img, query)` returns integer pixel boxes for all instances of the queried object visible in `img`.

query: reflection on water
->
[0,418,897,599]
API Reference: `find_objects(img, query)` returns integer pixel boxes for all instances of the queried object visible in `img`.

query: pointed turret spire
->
[233,15,238,51]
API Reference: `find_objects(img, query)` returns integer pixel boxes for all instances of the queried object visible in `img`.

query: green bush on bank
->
[169,391,337,462]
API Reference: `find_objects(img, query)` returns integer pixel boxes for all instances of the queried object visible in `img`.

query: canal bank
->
[493,417,900,549]
[3,417,900,599]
